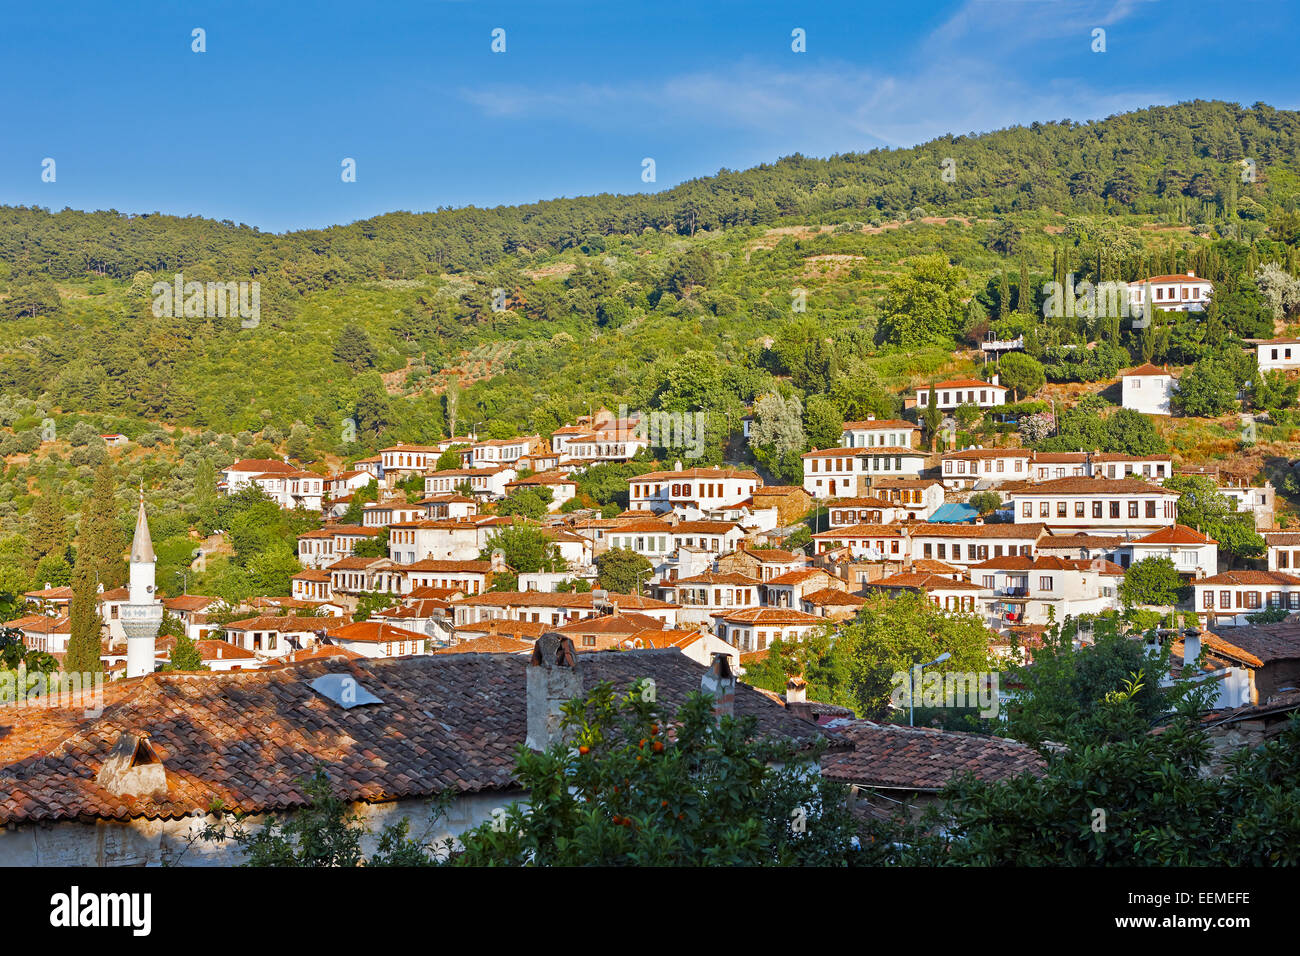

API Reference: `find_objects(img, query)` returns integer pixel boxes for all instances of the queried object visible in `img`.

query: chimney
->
[1183,629,1201,669]
[786,675,807,703]
[990,373,1000,387]
[674,460,683,471]
[525,634,583,751]
[490,548,506,574]
[701,653,736,721]
[95,731,167,798]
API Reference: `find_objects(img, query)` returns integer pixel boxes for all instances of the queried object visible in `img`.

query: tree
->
[969,491,1002,515]
[594,547,652,595]
[63,554,103,675]
[922,386,943,450]
[436,446,467,470]
[1000,615,1182,747]
[878,256,968,350]
[1164,474,1265,562]
[28,492,67,564]
[750,393,806,484]
[480,523,564,575]
[1176,354,1239,417]
[802,395,843,451]
[1119,557,1186,607]
[333,323,377,372]
[79,462,126,589]
[496,487,553,519]
[168,632,208,671]
[454,680,855,866]
[996,352,1045,400]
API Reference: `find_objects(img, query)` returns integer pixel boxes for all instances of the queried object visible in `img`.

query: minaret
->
[122,488,163,678]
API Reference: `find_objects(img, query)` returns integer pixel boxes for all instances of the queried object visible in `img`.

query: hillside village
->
[3,99,1300,868]
[10,285,1300,705]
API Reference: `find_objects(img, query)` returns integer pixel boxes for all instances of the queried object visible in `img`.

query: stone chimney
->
[701,653,736,720]
[525,634,583,751]
[490,548,506,574]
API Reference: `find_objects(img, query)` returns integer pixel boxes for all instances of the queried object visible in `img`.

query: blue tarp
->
[928,502,979,524]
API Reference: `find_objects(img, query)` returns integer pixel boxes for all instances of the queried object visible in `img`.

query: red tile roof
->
[1133,525,1217,546]
[821,720,1045,790]
[0,651,826,825]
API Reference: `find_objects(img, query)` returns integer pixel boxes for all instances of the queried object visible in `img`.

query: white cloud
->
[460,0,1167,153]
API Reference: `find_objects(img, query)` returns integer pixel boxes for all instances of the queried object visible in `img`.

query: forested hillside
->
[3,98,1300,610]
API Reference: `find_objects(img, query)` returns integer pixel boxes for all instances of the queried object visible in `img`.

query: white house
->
[1256,338,1300,372]
[916,376,1007,412]
[1195,571,1300,627]
[1126,525,1219,578]
[1264,532,1300,573]
[220,458,298,495]
[1009,476,1179,533]
[458,436,542,469]
[970,555,1123,628]
[423,466,517,499]
[940,448,1032,488]
[1121,363,1175,416]
[868,478,945,521]
[379,444,443,486]
[840,418,920,450]
[802,447,928,498]
[711,607,826,654]
[908,523,1049,568]
[653,571,763,627]
[1126,272,1213,313]
[627,466,759,516]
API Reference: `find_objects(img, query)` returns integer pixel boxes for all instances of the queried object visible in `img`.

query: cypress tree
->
[29,492,66,563]
[79,462,126,589]
[997,271,1010,320]
[1018,257,1032,314]
[63,553,103,675]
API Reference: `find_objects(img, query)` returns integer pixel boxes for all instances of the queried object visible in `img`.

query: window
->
[1202,590,1214,608]
[1245,591,1261,609]
[1093,501,1103,518]
[1039,576,1054,591]
[1128,502,1139,518]
[982,575,995,589]
[1146,501,1156,518]
[1022,503,1032,517]
[1056,502,1067,517]
[1040,502,1050,517]
[1110,502,1120,519]
[1075,502,1085,517]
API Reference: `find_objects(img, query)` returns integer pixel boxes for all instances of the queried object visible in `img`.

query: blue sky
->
[2,0,1296,233]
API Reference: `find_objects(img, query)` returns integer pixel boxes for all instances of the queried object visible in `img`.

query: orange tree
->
[452,679,859,866]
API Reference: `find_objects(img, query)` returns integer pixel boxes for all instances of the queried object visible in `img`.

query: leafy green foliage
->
[1119,557,1187,607]
[453,681,856,866]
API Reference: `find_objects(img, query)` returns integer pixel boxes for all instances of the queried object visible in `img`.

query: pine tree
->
[63,554,103,674]
[29,492,66,563]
